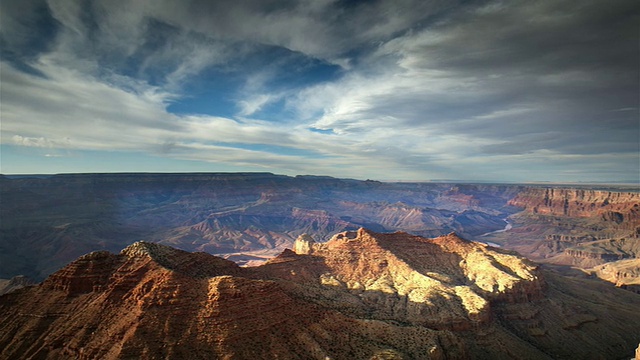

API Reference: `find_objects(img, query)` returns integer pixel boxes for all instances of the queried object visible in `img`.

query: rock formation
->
[293,233,316,255]
[0,275,35,295]
[2,229,640,359]
[508,188,640,230]
[591,258,640,289]
[267,229,543,331]
[482,187,640,282]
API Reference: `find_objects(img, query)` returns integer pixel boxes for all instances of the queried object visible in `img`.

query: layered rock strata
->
[274,229,543,331]
[508,188,640,229]
[2,229,640,359]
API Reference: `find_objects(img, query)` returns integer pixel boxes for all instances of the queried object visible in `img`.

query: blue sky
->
[1,0,638,183]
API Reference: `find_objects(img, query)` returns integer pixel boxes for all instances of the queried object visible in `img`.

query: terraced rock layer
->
[508,188,640,232]
[2,229,639,359]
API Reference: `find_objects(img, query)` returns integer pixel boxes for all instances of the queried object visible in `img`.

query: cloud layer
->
[1,0,638,182]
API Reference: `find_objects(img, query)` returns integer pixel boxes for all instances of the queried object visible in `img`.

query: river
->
[478,218,512,247]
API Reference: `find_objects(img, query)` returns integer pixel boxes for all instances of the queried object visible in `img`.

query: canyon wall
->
[508,188,640,229]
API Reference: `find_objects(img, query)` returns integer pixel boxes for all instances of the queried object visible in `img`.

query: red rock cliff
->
[508,188,640,230]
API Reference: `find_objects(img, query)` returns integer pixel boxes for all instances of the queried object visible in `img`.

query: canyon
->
[0,173,523,280]
[1,173,638,287]
[1,229,639,359]
[1,173,639,358]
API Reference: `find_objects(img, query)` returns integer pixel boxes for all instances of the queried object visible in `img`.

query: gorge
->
[1,173,639,358]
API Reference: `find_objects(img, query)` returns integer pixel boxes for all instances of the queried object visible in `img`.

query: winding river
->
[478,218,512,247]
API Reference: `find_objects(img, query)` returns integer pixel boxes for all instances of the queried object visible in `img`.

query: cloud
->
[12,135,67,148]
[237,94,280,117]
[292,0,639,157]
[0,59,367,177]
[0,0,638,182]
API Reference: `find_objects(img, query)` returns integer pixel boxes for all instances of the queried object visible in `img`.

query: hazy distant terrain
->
[1,173,638,288]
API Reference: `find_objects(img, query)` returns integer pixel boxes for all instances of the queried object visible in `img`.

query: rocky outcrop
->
[43,250,120,295]
[591,258,640,287]
[532,236,640,270]
[293,233,316,255]
[0,234,466,359]
[494,188,640,269]
[288,229,544,310]
[563,249,627,262]
[545,234,598,243]
[530,234,598,256]
[2,239,456,359]
[277,229,545,333]
[560,237,640,264]
[2,229,640,359]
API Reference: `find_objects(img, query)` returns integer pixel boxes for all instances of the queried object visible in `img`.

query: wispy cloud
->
[1,0,637,182]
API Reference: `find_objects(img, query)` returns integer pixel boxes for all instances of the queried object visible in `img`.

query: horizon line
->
[1,171,638,187]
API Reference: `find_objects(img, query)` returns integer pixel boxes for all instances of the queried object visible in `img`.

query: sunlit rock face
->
[279,229,543,331]
[508,188,640,229]
[4,228,637,359]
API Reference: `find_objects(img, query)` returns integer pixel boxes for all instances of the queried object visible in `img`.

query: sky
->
[0,0,638,183]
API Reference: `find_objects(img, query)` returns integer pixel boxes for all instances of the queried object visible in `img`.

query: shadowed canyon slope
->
[1,173,638,288]
[2,229,639,359]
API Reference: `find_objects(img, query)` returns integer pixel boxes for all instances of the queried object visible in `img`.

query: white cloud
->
[237,94,278,117]
[1,60,178,149]
[46,0,85,36]
[0,59,384,177]
[12,135,66,148]
[1,0,637,182]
